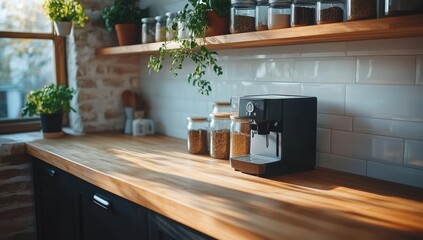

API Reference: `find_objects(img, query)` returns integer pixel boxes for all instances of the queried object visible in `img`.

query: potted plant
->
[102,0,149,46]
[42,0,88,36]
[148,0,230,95]
[22,84,75,138]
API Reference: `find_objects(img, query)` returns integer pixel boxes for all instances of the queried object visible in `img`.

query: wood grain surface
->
[95,14,423,56]
[26,132,423,240]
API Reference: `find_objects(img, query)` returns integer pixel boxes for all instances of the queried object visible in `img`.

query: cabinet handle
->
[44,168,56,177]
[93,194,110,210]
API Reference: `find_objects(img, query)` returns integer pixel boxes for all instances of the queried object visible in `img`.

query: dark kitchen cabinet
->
[73,177,148,240]
[148,211,213,240]
[33,159,74,240]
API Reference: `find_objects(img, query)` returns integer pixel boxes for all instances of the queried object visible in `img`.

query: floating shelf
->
[95,14,423,56]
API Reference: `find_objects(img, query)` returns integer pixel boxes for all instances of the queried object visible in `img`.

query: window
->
[0,0,67,134]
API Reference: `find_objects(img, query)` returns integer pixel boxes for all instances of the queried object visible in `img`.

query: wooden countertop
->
[25,132,423,240]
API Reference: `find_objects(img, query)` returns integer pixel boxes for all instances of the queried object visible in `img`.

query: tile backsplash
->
[139,36,423,188]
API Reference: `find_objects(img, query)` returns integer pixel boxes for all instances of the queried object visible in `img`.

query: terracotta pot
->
[205,11,229,37]
[54,22,73,36]
[115,24,140,46]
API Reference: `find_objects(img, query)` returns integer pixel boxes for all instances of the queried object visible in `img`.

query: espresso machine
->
[230,95,317,176]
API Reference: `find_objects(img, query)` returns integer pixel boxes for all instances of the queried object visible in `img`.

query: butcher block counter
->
[24,132,423,240]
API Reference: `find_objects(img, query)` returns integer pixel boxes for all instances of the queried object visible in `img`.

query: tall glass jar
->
[177,11,190,39]
[291,0,316,27]
[212,102,231,114]
[210,113,231,159]
[165,11,178,40]
[256,0,269,31]
[316,0,345,24]
[155,16,166,42]
[187,117,209,154]
[230,0,256,34]
[141,17,155,44]
[268,0,291,30]
[346,0,377,21]
[230,116,250,159]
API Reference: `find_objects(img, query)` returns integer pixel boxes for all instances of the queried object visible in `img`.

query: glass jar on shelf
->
[209,113,231,160]
[230,115,250,159]
[165,11,178,40]
[212,102,231,114]
[256,0,269,31]
[187,117,209,154]
[230,0,256,34]
[177,11,190,39]
[155,15,166,42]
[268,0,291,30]
[382,0,423,17]
[346,0,377,21]
[291,0,316,27]
[141,17,156,44]
[316,0,345,24]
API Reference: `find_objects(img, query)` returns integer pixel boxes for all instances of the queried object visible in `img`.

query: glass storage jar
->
[230,116,250,159]
[212,102,231,114]
[187,117,209,154]
[316,0,345,24]
[165,11,178,40]
[230,0,256,34]
[141,17,155,44]
[256,0,269,31]
[209,113,231,159]
[291,0,316,27]
[383,0,423,17]
[177,11,190,39]
[268,0,291,29]
[346,0,377,21]
[155,16,166,42]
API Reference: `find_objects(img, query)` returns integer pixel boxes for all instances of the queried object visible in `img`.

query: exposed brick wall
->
[0,143,35,240]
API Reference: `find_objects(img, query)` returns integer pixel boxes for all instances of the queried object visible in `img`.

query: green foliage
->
[102,0,148,33]
[22,84,76,117]
[208,0,230,17]
[148,0,230,95]
[42,0,88,27]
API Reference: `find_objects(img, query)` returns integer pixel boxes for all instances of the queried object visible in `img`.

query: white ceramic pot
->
[54,22,73,36]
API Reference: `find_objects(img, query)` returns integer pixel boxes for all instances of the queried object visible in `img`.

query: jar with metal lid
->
[212,102,231,114]
[187,117,209,154]
[268,0,291,30]
[230,116,250,159]
[291,0,316,27]
[316,0,345,24]
[230,0,256,34]
[165,11,178,40]
[141,17,155,44]
[346,0,377,21]
[210,113,231,159]
[177,11,190,39]
[155,16,166,42]
[256,0,269,31]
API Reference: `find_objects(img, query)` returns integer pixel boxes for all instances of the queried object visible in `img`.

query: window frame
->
[0,29,68,134]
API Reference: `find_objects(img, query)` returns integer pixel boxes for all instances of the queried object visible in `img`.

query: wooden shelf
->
[95,14,423,56]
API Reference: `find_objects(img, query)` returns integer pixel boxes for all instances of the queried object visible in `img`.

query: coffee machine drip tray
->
[230,155,280,176]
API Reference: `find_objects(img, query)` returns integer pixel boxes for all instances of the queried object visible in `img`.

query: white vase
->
[54,22,73,36]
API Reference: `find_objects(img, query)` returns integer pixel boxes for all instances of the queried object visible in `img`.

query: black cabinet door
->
[33,159,74,240]
[73,177,147,240]
[148,211,213,240]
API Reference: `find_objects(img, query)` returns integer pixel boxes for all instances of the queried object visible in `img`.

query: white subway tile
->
[242,82,301,95]
[356,56,416,84]
[417,55,423,85]
[210,81,243,101]
[217,45,301,60]
[346,85,423,122]
[301,42,347,57]
[331,130,404,164]
[405,140,423,169]
[317,128,330,153]
[254,59,294,82]
[355,117,423,140]
[347,37,423,56]
[367,161,423,188]
[220,59,253,81]
[294,57,356,83]
[318,153,366,176]
[317,114,353,131]
[301,83,345,114]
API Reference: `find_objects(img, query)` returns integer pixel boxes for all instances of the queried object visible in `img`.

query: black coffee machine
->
[230,95,317,176]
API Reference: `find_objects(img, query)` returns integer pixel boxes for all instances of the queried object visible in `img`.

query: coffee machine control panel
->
[239,99,265,120]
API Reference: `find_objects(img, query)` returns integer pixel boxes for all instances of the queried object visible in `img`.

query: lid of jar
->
[155,16,166,22]
[165,12,177,18]
[210,112,231,119]
[213,102,231,106]
[231,0,256,5]
[256,0,269,3]
[141,17,156,23]
[230,115,249,122]
[269,0,291,4]
[187,117,208,122]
